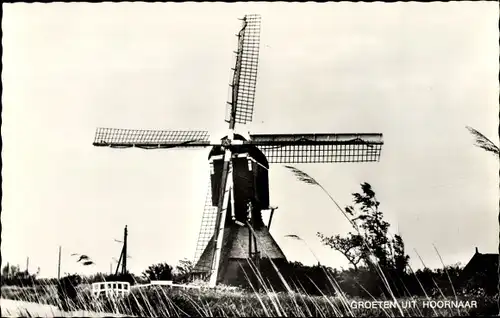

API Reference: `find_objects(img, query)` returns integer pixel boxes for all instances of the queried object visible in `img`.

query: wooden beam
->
[268,207,277,230]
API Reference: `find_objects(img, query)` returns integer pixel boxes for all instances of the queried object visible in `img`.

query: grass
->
[1,278,497,317]
[2,166,497,317]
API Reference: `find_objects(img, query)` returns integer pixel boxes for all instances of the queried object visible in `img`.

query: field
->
[2,176,496,317]
[1,282,497,317]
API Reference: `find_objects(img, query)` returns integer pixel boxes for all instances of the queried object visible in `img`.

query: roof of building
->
[462,247,498,277]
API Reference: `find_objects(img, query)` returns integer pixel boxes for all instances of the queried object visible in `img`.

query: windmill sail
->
[193,180,219,271]
[247,133,383,163]
[93,128,211,149]
[226,14,261,127]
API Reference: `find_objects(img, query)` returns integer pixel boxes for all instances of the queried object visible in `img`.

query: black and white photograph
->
[2,2,498,317]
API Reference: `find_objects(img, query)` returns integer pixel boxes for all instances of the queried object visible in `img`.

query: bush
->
[143,263,174,281]
[56,274,82,310]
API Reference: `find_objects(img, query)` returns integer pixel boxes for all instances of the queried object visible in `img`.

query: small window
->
[107,283,112,289]
[124,284,129,290]
[118,283,122,289]
[100,284,105,290]
[113,283,117,289]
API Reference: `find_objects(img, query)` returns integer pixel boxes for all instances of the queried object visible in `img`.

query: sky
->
[2,2,498,278]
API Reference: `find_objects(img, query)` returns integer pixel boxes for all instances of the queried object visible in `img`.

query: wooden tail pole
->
[254,233,260,290]
[248,223,252,261]
[268,206,278,230]
[246,221,261,290]
[209,150,233,287]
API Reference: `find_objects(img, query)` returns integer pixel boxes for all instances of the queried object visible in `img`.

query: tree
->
[173,259,194,283]
[1,263,16,284]
[1,263,17,280]
[1,263,39,286]
[284,165,410,295]
[175,259,194,276]
[142,262,173,281]
[317,183,409,274]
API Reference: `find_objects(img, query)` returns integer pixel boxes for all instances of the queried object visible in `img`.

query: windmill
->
[93,14,384,287]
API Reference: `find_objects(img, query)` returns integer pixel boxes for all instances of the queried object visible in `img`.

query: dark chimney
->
[475,247,479,254]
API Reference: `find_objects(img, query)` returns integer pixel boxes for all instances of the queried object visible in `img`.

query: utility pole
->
[114,225,129,276]
[122,225,128,275]
[26,257,29,273]
[57,246,62,280]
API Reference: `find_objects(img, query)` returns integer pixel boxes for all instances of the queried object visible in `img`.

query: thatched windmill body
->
[93,14,384,287]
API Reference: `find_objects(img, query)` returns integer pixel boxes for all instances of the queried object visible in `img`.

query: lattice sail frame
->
[247,133,384,163]
[93,128,211,148]
[226,14,261,126]
[257,143,382,163]
[193,179,218,270]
